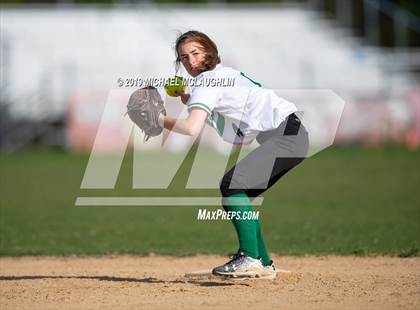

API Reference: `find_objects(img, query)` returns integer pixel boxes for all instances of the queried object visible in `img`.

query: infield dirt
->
[1,255,419,309]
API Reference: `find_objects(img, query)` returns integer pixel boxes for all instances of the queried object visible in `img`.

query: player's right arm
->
[175,89,190,104]
[158,108,207,137]
[159,83,217,137]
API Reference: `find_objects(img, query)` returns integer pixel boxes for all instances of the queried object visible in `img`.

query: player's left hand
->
[126,86,166,142]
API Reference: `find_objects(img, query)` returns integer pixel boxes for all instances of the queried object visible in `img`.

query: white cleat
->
[212,250,264,278]
[258,260,277,280]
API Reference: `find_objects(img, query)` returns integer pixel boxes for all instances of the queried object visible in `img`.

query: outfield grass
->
[0,146,419,256]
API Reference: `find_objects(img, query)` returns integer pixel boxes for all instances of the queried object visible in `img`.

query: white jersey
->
[186,64,297,144]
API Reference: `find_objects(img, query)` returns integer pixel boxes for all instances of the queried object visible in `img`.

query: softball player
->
[158,31,309,279]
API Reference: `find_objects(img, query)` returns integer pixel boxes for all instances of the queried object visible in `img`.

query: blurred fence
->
[0,4,419,152]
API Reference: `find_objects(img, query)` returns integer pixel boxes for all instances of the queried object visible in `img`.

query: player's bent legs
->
[211,193,264,277]
[220,124,309,267]
[256,220,271,266]
[221,193,259,260]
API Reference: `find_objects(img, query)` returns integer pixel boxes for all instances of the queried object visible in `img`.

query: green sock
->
[256,220,272,266]
[223,193,259,259]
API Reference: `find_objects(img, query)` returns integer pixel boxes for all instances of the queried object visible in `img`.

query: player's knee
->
[219,174,244,198]
[219,176,230,197]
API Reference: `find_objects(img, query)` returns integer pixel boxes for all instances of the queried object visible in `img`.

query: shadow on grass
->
[0,275,247,287]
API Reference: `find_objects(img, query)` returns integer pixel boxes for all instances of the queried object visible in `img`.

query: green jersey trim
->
[214,113,225,136]
[187,102,212,115]
[206,112,225,137]
[232,123,244,138]
[240,71,262,87]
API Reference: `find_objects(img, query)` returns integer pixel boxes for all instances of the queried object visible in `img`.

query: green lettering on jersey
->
[232,123,244,138]
[208,112,225,137]
[240,72,262,87]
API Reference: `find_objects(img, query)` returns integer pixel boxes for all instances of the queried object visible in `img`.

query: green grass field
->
[0,146,419,256]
